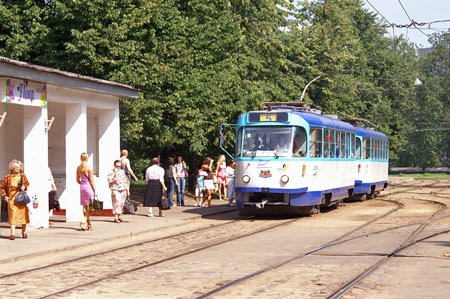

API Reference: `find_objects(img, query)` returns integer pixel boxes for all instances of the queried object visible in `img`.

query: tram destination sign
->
[248,112,288,123]
[3,78,47,107]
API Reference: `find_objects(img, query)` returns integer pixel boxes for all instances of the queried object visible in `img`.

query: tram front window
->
[241,127,294,157]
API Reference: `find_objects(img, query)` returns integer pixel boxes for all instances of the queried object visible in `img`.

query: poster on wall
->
[4,78,47,107]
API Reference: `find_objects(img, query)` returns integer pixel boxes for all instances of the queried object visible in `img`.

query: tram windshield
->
[240,126,305,158]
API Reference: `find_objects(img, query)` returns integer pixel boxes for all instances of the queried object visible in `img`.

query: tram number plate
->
[260,114,277,122]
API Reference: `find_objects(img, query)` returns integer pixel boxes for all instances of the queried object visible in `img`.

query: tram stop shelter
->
[0,57,139,228]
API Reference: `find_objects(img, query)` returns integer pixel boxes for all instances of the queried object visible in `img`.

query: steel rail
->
[195,180,442,298]
[327,197,447,298]
[195,199,404,299]
[38,218,299,299]
[0,210,244,280]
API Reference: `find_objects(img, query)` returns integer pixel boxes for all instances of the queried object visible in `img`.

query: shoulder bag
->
[14,175,31,205]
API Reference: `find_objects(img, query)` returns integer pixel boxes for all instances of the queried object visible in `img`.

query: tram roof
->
[354,126,389,141]
[292,111,356,132]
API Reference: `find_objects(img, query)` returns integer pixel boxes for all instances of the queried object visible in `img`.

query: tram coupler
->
[255,200,268,209]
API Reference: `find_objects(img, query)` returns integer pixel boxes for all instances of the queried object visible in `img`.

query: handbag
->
[15,191,31,205]
[123,196,137,214]
[14,175,30,205]
[89,197,103,213]
[184,169,189,178]
[160,195,171,210]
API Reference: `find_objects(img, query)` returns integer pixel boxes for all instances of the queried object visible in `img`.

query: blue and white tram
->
[353,127,389,200]
[224,103,388,215]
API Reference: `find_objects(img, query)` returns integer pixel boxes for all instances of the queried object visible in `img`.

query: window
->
[356,137,361,159]
[363,137,371,159]
[330,130,336,158]
[237,128,243,157]
[293,127,307,157]
[351,134,356,158]
[309,128,323,158]
[240,126,294,157]
[324,129,331,158]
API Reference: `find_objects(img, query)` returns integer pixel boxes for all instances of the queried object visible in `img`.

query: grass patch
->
[389,173,450,179]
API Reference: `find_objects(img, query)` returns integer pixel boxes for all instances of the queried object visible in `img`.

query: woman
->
[144,157,167,217]
[201,157,215,208]
[76,153,97,231]
[225,161,236,207]
[165,157,178,207]
[1,160,30,240]
[108,160,129,223]
[174,156,187,206]
[215,155,227,201]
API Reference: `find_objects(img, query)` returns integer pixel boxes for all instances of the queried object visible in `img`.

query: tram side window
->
[330,130,336,158]
[356,137,361,159]
[363,138,371,159]
[309,128,322,158]
[237,128,243,157]
[293,127,307,157]
[335,131,342,158]
[351,134,356,158]
[377,139,381,160]
[324,129,330,158]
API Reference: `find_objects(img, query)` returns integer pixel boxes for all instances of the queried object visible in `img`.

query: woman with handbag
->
[107,160,129,223]
[76,153,97,231]
[144,157,167,217]
[200,157,215,208]
[1,160,30,240]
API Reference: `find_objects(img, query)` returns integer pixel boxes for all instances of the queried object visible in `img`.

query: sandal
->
[114,219,119,223]
[80,222,86,231]
[87,224,93,231]
[9,235,15,240]
[22,232,28,239]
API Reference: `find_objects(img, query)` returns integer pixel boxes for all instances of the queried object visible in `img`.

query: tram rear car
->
[231,104,389,215]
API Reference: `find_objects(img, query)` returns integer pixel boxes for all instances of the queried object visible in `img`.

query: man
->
[120,149,139,181]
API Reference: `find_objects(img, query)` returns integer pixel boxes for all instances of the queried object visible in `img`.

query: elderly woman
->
[107,160,129,223]
[1,160,30,240]
[144,157,167,217]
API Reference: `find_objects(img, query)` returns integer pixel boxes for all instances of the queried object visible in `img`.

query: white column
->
[98,107,119,209]
[23,106,49,228]
[65,103,86,222]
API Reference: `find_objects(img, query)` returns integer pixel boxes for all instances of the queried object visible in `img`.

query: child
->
[195,168,206,206]
[225,161,236,206]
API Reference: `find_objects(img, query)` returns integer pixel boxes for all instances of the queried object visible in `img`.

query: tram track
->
[327,195,448,298]
[194,180,447,298]
[1,179,444,298]
[0,215,301,298]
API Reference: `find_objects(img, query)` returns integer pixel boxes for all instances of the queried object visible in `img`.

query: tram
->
[220,102,389,215]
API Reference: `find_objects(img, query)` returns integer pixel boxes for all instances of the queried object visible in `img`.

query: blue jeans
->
[166,177,176,206]
[176,177,186,205]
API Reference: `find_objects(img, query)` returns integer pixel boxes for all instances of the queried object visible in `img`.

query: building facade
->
[0,57,139,228]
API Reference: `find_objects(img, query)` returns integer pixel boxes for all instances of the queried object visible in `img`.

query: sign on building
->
[4,78,47,107]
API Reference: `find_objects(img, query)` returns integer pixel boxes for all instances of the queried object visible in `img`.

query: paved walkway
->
[0,202,235,264]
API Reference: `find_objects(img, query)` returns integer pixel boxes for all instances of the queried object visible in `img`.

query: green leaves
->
[1,0,445,171]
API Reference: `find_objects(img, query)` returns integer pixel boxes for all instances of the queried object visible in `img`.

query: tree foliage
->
[0,0,447,175]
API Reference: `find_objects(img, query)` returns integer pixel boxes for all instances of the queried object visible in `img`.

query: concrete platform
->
[0,201,235,264]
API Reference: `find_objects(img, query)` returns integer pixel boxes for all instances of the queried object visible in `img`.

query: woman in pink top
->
[215,155,227,201]
[76,153,97,231]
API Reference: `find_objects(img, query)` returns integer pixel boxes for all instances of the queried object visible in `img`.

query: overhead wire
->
[397,0,430,39]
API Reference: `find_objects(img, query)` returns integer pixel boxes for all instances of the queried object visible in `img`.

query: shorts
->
[195,186,204,197]
[217,176,226,184]
[204,179,215,190]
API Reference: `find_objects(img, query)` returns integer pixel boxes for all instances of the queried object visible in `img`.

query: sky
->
[362,0,450,48]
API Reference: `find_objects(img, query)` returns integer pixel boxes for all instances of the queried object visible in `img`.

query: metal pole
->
[300,75,322,102]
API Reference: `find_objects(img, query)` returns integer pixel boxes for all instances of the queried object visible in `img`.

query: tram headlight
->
[242,175,250,184]
[280,175,289,183]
